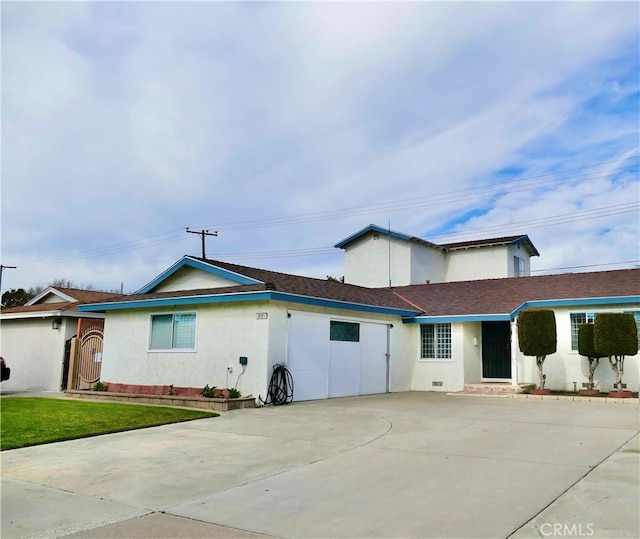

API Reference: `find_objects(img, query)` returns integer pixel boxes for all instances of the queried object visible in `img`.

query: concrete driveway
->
[1,392,638,539]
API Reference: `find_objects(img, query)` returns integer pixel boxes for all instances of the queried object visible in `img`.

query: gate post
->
[67,337,79,390]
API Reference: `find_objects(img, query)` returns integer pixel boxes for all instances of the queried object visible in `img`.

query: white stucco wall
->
[100,301,272,399]
[153,266,240,292]
[409,243,446,284]
[343,235,412,287]
[410,322,466,392]
[0,317,75,391]
[445,246,511,282]
[463,322,483,383]
[515,305,640,392]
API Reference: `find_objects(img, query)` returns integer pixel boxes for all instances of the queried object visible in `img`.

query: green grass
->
[1,397,217,451]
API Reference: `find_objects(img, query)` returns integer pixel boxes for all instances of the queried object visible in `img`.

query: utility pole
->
[186,228,218,259]
[0,264,17,293]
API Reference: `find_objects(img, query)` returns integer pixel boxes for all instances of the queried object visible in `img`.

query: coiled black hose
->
[260,363,294,406]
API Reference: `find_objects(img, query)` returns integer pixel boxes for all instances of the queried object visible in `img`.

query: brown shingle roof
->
[1,288,123,315]
[393,269,640,317]
[87,258,417,313]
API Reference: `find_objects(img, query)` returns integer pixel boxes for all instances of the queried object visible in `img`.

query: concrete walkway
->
[1,392,638,538]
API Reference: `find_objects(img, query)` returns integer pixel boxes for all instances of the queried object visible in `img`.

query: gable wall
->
[152,266,241,292]
[343,235,412,287]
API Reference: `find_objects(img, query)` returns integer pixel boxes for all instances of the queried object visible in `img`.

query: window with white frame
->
[570,312,596,350]
[150,313,196,350]
[420,323,451,359]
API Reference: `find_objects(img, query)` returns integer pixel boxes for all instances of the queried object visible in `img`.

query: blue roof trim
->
[79,291,274,311]
[512,296,640,317]
[136,256,263,293]
[403,296,640,324]
[268,291,420,317]
[513,235,540,257]
[79,290,420,317]
[334,224,413,249]
[405,314,511,324]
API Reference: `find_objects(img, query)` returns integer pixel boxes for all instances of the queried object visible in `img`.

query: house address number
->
[256,312,268,319]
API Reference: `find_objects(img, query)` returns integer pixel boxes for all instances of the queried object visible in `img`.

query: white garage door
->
[287,312,388,401]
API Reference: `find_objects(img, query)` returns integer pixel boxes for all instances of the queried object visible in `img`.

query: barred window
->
[150,313,196,350]
[420,324,451,359]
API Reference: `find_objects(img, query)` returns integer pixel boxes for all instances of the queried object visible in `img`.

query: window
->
[150,313,196,350]
[513,256,525,277]
[330,321,360,342]
[570,312,595,350]
[420,323,451,359]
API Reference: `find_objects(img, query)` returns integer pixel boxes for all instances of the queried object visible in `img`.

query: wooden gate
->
[75,326,104,389]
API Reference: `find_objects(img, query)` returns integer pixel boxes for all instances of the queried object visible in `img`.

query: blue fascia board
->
[268,291,420,317]
[334,224,413,249]
[136,256,262,293]
[512,296,640,317]
[79,290,420,317]
[402,295,640,324]
[404,313,511,324]
[513,235,540,257]
[79,291,274,311]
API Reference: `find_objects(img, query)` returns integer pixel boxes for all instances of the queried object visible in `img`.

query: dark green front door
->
[482,321,511,379]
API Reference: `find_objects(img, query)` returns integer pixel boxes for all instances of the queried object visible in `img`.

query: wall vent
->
[432,381,443,387]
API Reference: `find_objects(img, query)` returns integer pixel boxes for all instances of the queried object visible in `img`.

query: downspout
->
[386,323,392,393]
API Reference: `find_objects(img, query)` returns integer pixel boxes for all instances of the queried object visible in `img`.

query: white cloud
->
[1,1,638,291]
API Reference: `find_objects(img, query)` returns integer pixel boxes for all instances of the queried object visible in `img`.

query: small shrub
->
[201,384,217,398]
[228,388,241,399]
[93,381,107,392]
[517,309,557,390]
[594,313,638,392]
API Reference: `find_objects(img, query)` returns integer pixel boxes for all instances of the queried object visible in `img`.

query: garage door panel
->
[287,313,388,401]
[292,369,329,401]
[329,341,360,398]
[360,324,388,395]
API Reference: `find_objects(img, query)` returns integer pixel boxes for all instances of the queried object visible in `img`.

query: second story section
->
[334,225,540,288]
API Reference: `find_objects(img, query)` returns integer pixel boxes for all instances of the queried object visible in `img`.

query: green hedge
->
[518,309,557,357]
[594,313,638,357]
[577,323,605,359]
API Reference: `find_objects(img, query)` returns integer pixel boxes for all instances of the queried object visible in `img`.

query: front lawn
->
[1,397,217,450]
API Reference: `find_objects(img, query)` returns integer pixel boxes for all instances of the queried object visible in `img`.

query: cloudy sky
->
[2,1,638,294]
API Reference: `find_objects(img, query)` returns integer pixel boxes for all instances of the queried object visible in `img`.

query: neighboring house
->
[78,225,639,401]
[0,287,121,391]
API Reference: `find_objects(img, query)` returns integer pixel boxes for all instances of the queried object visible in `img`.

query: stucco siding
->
[153,266,241,292]
[100,302,272,399]
[410,243,446,284]
[344,236,411,287]
[0,318,73,391]
[410,322,465,392]
[463,322,483,383]
[445,247,510,282]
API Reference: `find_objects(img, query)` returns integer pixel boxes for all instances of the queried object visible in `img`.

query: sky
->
[1,1,639,295]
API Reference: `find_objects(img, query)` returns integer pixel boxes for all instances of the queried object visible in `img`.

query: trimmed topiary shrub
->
[518,309,557,390]
[594,313,638,392]
[577,323,606,391]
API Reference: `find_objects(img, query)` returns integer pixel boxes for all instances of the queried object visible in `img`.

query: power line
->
[5,156,638,269]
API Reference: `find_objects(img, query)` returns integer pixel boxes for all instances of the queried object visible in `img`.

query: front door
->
[482,321,511,379]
